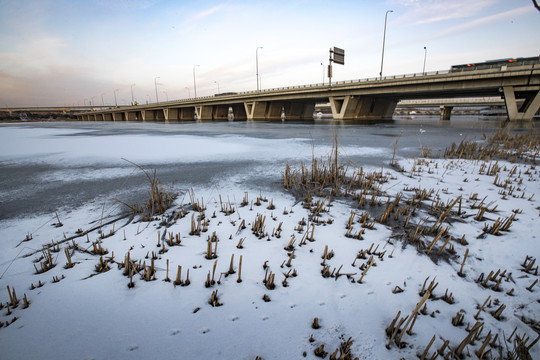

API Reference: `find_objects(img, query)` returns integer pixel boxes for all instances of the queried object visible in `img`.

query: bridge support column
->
[440,106,453,121]
[179,108,196,121]
[141,110,155,121]
[213,105,230,121]
[503,86,540,121]
[163,108,178,122]
[286,102,316,121]
[244,102,267,121]
[155,109,166,121]
[266,102,283,120]
[329,96,397,121]
[195,105,213,121]
[103,113,113,121]
[329,96,360,120]
[124,111,137,121]
[230,104,247,121]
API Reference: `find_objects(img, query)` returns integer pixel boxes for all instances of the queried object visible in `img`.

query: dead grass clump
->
[283,134,348,198]
[209,290,222,307]
[33,245,56,274]
[444,129,539,163]
[116,160,177,221]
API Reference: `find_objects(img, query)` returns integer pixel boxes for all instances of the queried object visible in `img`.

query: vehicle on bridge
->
[450,56,539,72]
[214,92,238,97]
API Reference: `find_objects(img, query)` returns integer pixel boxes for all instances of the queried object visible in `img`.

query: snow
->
[0,122,539,360]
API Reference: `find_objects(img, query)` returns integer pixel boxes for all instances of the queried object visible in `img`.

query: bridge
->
[68,63,537,122]
[1,105,110,116]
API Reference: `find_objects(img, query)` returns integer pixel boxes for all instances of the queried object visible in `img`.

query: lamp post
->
[154,76,160,103]
[193,65,200,98]
[422,46,427,75]
[379,9,393,80]
[114,89,119,107]
[130,84,136,105]
[101,93,105,106]
[185,87,191,98]
[163,90,169,102]
[91,96,95,108]
[256,46,263,91]
[321,62,325,85]
[214,81,220,94]
[146,94,150,104]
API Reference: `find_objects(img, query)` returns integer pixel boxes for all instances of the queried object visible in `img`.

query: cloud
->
[391,0,495,25]
[430,5,532,39]
[183,4,224,25]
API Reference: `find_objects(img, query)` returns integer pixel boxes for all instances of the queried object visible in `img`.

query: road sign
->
[333,47,345,65]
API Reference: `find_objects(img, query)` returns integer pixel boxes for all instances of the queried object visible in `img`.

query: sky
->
[0,0,539,107]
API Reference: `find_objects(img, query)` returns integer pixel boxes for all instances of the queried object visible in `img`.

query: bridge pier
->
[163,108,178,122]
[329,96,397,121]
[230,104,247,121]
[440,106,453,121]
[195,105,213,121]
[244,102,267,121]
[266,102,283,120]
[283,102,315,121]
[213,105,230,121]
[179,108,195,121]
[155,109,166,121]
[503,86,540,121]
[141,110,153,121]
[124,111,137,121]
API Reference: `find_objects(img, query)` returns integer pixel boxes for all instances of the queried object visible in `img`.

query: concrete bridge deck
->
[72,63,540,122]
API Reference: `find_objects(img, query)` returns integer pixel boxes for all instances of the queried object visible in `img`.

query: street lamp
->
[101,93,106,106]
[422,46,427,75]
[321,62,325,85]
[114,89,119,107]
[379,9,393,80]
[214,81,220,94]
[185,86,191,98]
[163,90,169,102]
[193,65,200,98]
[146,94,151,104]
[91,96,95,108]
[154,76,160,103]
[256,46,263,91]
[130,84,136,105]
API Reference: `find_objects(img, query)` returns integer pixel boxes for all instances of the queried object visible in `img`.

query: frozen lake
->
[0,116,511,220]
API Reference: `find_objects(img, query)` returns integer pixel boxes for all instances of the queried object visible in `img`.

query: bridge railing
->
[229,69,452,96]
[125,69,456,107]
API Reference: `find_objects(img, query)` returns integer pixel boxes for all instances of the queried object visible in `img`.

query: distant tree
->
[534,0,540,11]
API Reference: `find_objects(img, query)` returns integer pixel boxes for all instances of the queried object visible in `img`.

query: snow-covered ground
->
[0,122,538,360]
